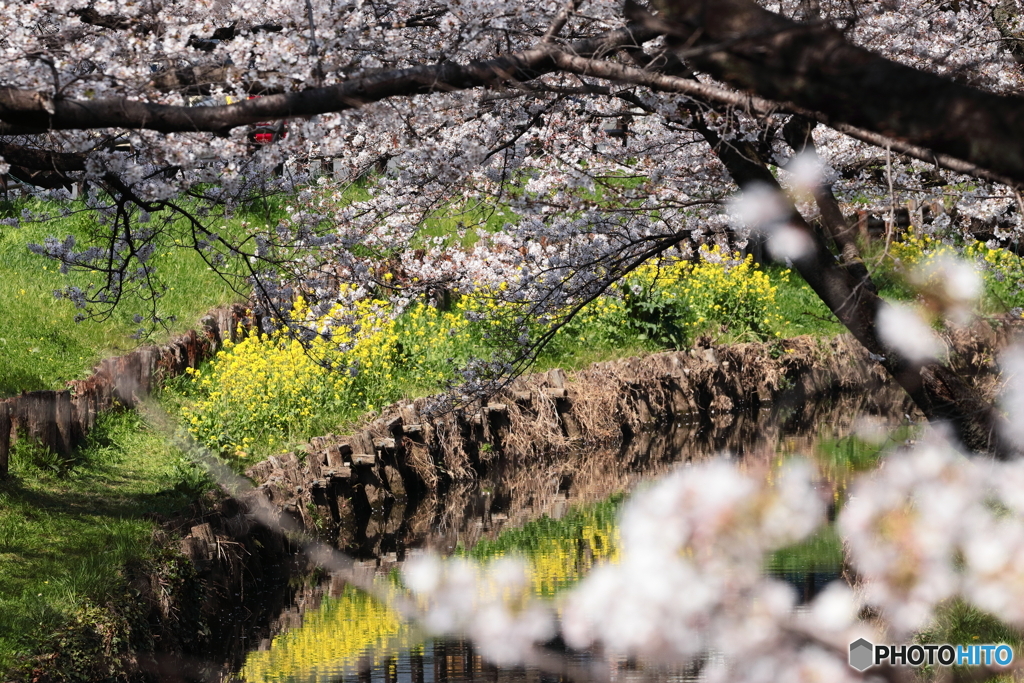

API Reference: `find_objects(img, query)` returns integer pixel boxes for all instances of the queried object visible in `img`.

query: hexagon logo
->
[849,638,874,671]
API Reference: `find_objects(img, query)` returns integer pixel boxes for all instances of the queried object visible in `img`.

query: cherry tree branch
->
[547,50,1024,189]
[0,26,657,135]
[541,0,582,43]
[651,0,1024,185]
[0,143,88,172]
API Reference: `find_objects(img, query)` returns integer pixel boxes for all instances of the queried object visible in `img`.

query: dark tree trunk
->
[600,0,1013,455]
[654,0,1024,186]
[695,118,1008,456]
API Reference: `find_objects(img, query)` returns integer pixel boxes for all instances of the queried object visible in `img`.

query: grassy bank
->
[0,200,241,397]
[173,252,851,463]
[0,197,239,678]
[0,410,211,679]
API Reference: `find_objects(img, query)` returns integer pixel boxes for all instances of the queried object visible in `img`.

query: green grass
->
[769,266,846,338]
[0,194,248,677]
[0,409,211,677]
[465,495,623,559]
[766,526,843,575]
[812,427,918,486]
[0,198,241,397]
[916,599,1024,680]
[415,196,518,248]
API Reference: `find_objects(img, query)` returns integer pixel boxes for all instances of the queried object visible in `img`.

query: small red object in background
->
[247,95,286,145]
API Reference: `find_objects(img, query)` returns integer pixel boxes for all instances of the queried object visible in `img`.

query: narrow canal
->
[215,385,917,683]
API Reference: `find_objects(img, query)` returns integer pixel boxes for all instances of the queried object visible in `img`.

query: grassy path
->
[0,411,209,677]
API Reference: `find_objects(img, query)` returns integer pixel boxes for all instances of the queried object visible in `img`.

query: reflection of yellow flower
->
[242,585,408,682]
[241,503,618,683]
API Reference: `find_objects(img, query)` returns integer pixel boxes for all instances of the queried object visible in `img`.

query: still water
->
[231,387,917,683]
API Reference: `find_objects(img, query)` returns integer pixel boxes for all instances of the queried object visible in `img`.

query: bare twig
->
[542,0,583,42]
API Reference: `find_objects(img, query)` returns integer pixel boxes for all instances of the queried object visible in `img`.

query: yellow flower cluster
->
[890,231,1024,313]
[666,246,783,338]
[891,230,1015,272]
[888,231,951,271]
[392,301,475,391]
[183,295,402,457]
[182,249,785,457]
[523,518,618,598]
[182,295,478,458]
[563,246,784,348]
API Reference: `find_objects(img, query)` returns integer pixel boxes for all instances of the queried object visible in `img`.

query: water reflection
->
[250,640,609,683]
[242,584,412,683]
[341,385,916,566]
[243,503,621,682]
[235,386,917,683]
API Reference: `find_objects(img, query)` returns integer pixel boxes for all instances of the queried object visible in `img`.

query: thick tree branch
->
[608,30,1010,454]
[548,50,1024,189]
[0,143,88,172]
[652,0,1024,186]
[781,115,876,293]
[0,26,657,134]
[542,0,582,43]
[148,65,286,96]
[72,7,138,32]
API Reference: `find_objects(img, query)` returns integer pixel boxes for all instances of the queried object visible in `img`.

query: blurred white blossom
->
[766,225,815,262]
[390,431,1024,678]
[403,554,555,665]
[561,458,830,671]
[730,183,791,233]
[876,301,943,363]
[729,183,813,261]
[910,254,982,322]
[999,345,1024,450]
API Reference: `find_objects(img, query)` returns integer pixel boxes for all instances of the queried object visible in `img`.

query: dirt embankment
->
[235,324,1009,547]
[247,384,919,651]
[0,305,250,478]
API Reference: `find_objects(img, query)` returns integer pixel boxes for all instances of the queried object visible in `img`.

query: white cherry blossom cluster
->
[841,431,1024,637]
[402,554,556,666]
[558,460,849,672]
[10,0,1024,343]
